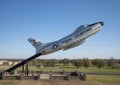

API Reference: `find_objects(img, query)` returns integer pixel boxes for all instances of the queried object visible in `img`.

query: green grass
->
[86,75,120,84]
[1,65,120,73]
[0,75,120,85]
[77,66,120,73]
[34,66,120,73]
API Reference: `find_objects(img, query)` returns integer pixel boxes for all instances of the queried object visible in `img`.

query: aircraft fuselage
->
[35,21,104,55]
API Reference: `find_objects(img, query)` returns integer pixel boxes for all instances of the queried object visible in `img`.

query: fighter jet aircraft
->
[28,21,104,55]
[1,21,104,73]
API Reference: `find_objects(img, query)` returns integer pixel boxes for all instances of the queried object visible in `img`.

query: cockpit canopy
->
[73,25,86,33]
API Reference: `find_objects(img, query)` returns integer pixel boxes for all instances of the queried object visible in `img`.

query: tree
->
[72,59,82,69]
[92,59,106,69]
[118,60,120,64]
[48,59,57,67]
[83,58,91,68]
[3,62,9,66]
[60,59,70,66]
[97,59,106,69]
[107,57,117,69]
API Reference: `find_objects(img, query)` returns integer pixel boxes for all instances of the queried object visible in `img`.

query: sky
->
[0,0,120,59]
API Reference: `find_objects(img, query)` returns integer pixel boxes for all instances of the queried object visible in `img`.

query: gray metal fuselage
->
[36,22,104,55]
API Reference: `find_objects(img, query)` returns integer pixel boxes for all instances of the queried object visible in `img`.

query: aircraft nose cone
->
[99,21,104,26]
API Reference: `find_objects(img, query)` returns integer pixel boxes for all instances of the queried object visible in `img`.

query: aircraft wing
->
[63,39,86,51]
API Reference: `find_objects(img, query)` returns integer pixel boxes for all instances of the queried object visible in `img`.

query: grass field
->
[0,75,120,85]
[0,65,120,85]
[23,65,120,73]
[1,65,120,73]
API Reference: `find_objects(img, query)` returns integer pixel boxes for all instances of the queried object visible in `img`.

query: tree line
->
[29,57,120,69]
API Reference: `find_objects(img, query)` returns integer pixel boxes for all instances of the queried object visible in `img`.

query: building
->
[0,59,21,66]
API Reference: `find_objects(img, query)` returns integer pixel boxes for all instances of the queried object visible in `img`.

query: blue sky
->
[0,0,120,59]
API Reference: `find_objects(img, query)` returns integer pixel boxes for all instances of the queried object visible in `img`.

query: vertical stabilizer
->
[28,38,43,49]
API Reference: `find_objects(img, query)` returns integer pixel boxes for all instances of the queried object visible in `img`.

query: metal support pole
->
[22,64,24,74]
[25,62,29,76]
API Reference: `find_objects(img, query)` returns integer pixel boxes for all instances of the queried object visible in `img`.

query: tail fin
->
[28,38,44,49]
